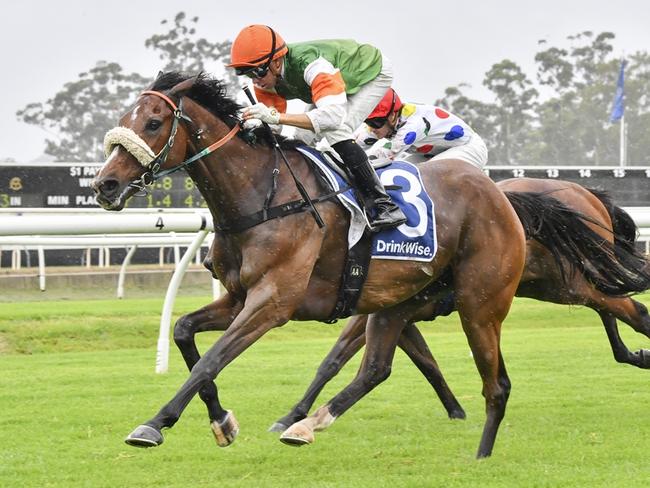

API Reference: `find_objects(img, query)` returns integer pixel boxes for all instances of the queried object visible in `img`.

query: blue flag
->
[610,60,626,122]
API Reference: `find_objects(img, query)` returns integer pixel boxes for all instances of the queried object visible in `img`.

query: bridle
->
[109,85,330,231]
[133,90,240,187]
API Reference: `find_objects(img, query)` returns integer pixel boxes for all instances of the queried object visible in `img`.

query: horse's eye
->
[146,119,162,131]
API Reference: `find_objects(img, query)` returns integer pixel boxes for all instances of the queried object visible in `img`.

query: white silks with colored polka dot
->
[355,103,488,169]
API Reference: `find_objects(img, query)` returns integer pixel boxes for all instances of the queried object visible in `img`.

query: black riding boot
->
[332,140,407,231]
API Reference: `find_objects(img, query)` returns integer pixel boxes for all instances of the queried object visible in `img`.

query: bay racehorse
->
[93,72,604,458]
[268,178,650,432]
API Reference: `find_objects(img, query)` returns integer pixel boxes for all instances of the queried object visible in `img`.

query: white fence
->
[2,207,650,374]
[0,233,213,288]
[0,209,215,373]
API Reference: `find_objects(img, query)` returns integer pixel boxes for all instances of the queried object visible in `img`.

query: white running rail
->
[0,210,216,373]
[2,207,650,374]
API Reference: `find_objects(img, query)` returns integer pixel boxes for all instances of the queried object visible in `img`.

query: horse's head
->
[92,75,198,210]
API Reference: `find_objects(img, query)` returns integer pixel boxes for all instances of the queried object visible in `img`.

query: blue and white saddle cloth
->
[297,146,437,262]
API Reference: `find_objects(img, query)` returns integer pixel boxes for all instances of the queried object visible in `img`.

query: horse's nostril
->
[97,178,120,197]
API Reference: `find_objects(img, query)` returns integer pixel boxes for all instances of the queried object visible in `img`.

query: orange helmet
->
[228,25,288,70]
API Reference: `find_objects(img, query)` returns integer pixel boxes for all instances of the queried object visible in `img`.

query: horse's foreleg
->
[269,314,368,432]
[126,290,289,447]
[125,242,320,449]
[173,292,243,425]
[398,323,465,419]
[280,310,408,446]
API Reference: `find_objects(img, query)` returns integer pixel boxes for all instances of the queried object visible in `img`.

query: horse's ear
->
[145,71,165,90]
[169,75,200,97]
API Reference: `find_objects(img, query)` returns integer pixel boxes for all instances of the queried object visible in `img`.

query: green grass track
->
[1,295,649,487]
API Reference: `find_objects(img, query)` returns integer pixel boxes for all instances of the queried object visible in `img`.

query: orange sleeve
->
[254,86,288,113]
[310,71,346,105]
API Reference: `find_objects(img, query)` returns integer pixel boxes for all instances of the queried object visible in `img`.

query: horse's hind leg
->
[629,299,650,339]
[398,323,466,419]
[280,309,409,446]
[597,300,650,369]
[459,307,511,458]
[454,254,520,458]
[575,287,650,368]
[172,292,243,444]
[269,314,368,432]
[271,313,465,432]
[611,297,650,340]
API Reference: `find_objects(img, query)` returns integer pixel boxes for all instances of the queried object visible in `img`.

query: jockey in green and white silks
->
[227,24,406,231]
[249,39,383,137]
[356,88,488,169]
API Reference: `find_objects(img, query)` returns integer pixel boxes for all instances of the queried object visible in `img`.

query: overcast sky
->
[2,0,648,161]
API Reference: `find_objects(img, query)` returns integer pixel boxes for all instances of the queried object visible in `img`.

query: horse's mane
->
[150,71,300,150]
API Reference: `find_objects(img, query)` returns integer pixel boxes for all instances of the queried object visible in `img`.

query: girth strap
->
[214,148,348,233]
[214,188,347,233]
[324,229,373,323]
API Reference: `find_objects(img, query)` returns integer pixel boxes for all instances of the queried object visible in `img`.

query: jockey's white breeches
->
[402,134,488,169]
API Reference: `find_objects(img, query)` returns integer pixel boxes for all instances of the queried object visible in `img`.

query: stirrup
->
[368,205,407,232]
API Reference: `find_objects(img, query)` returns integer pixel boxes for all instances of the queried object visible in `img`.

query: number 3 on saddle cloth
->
[296,146,438,322]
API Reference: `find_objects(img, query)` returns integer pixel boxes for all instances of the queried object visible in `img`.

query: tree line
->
[16,15,649,165]
[438,31,649,166]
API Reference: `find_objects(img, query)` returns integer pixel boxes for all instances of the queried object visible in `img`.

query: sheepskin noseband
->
[104,127,156,166]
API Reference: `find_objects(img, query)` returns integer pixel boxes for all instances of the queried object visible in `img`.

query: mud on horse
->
[93,72,526,458]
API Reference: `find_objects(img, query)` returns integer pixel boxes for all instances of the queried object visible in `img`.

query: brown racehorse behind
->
[92,72,622,458]
[268,178,650,432]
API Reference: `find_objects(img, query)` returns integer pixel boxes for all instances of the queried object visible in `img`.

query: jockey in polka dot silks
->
[227,24,406,231]
[356,88,488,169]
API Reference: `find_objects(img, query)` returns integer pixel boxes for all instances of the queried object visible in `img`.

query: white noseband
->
[103,126,156,166]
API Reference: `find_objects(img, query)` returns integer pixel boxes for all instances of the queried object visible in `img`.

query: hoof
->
[268,421,290,433]
[448,408,467,420]
[210,410,239,447]
[638,349,650,369]
[280,422,314,447]
[447,405,467,420]
[125,424,163,448]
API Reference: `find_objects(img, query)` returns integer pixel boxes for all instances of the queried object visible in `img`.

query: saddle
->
[215,141,435,323]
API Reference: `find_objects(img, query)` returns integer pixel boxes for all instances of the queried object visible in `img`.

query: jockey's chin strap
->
[133,90,240,187]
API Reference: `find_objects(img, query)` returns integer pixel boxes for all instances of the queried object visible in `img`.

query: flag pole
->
[619,114,625,167]
[611,58,626,166]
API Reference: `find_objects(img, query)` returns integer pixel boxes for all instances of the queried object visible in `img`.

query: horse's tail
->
[505,191,650,296]
[586,187,650,282]
[585,188,639,256]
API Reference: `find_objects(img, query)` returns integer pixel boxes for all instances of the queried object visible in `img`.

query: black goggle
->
[366,117,388,129]
[365,90,398,130]
[235,65,270,79]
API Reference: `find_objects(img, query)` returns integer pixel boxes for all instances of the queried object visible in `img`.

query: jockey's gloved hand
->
[244,103,281,125]
[242,118,263,130]
[243,118,282,136]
